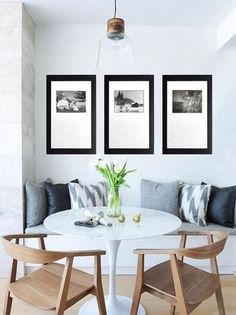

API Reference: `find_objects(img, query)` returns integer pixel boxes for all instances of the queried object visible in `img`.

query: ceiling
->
[1,0,236,26]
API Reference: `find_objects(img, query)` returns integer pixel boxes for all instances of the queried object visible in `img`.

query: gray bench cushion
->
[169,222,236,235]
[25,222,236,236]
[25,224,57,235]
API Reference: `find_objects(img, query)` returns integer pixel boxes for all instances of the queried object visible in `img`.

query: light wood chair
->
[1,234,107,315]
[130,230,228,315]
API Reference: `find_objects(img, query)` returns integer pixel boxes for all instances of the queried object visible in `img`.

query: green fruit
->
[133,213,141,222]
[118,214,125,223]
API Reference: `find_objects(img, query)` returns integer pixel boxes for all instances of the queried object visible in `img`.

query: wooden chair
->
[1,234,107,315]
[130,230,228,315]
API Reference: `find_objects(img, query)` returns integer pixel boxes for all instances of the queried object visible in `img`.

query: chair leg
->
[215,286,226,315]
[170,305,176,315]
[131,254,144,315]
[95,287,107,315]
[3,291,13,315]
[94,255,107,315]
[130,285,142,315]
[4,255,18,315]
[178,305,189,315]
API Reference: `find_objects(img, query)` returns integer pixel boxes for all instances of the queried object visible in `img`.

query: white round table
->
[44,207,181,315]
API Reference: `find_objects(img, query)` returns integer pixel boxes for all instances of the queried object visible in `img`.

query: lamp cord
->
[114,0,117,18]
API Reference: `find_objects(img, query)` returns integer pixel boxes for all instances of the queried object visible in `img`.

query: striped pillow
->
[179,183,211,226]
[68,181,108,209]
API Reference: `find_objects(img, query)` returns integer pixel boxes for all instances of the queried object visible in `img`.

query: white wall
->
[35,24,236,206]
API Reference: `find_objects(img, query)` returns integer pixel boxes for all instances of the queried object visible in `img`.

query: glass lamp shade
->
[97,18,134,73]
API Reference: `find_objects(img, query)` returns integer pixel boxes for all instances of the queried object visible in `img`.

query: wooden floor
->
[0,275,235,314]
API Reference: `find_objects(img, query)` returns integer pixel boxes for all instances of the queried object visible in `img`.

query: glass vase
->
[107,186,121,217]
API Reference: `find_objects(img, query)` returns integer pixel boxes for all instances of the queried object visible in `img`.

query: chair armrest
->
[66,249,106,257]
[134,248,178,255]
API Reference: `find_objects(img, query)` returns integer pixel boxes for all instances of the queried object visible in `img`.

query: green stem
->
[108,186,121,217]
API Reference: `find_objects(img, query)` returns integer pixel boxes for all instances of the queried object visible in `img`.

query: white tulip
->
[112,159,122,172]
[114,164,121,173]
[98,160,107,168]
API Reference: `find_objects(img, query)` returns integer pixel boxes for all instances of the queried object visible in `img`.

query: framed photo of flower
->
[47,75,96,154]
[104,75,154,154]
[163,75,212,154]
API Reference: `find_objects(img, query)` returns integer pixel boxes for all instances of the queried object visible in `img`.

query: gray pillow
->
[141,179,179,217]
[69,181,108,209]
[25,179,52,227]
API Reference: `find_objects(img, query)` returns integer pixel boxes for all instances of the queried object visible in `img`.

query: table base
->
[79,295,145,315]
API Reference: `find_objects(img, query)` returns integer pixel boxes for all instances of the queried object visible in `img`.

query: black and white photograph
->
[56,90,86,113]
[47,75,96,154]
[105,75,154,154]
[172,90,202,113]
[114,90,144,113]
[163,75,212,154]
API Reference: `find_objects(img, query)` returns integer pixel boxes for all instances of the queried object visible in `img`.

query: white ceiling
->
[1,0,236,26]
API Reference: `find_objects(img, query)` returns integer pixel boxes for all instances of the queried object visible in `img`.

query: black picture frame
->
[104,75,154,154]
[163,75,212,154]
[47,75,96,154]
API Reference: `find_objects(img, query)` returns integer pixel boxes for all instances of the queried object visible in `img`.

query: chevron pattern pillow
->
[68,181,108,209]
[178,183,211,226]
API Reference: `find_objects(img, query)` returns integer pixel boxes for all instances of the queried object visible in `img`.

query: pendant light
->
[97,0,134,72]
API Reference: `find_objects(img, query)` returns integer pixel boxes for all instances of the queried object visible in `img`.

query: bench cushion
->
[25,224,57,235]
[170,222,236,235]
[25,222,236,236]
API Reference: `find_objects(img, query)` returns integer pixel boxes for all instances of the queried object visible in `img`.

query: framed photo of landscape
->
[47,75,96,154]
[104,75,154,154]
[163,75,212,154]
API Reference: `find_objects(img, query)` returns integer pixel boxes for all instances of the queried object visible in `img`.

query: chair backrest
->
[2,235,67,264]
[178,231,228,260]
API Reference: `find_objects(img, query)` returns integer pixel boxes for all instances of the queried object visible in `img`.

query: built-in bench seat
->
[25,221,236,235]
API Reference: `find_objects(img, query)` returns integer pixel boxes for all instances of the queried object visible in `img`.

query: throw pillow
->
[44,179,78,215]
[68,181,108,209]
[140,179,179,217]
[202,182,236,228]
[178,183,211,226]
[25,178,52,227]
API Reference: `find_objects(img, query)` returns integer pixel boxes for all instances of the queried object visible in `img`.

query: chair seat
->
[144,260,219,305]
[9,263,94,310]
